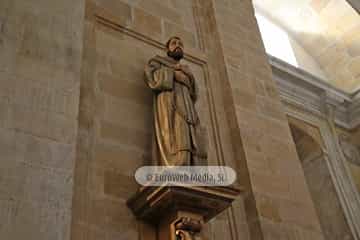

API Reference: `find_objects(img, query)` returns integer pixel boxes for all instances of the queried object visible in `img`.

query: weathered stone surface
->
[93,0,132,25]
[132,7,162,40]
[98,72,152,106]
[290,121,354,240]
[164,21,197,49]
[104,170,138,199]
[211,0,326,239]
[253,0,360,91]
[257,194,281,222]
[72,2,199,239]
[138,0,183,25]
[0,0,352,240]
[0,0,84,239]
[349,57,360,78]
[94,143,148,172]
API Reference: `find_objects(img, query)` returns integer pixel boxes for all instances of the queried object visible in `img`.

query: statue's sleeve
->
[188,71,198,102]
[145,59,174,91]
[179,64,197,102]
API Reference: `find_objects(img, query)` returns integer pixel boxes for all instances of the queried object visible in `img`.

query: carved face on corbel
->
[166,36,184,61]
[175,217,202,240]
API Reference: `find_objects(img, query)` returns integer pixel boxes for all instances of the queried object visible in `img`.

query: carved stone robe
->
[145,55,206,166]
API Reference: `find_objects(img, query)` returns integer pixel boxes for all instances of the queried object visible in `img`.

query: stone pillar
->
[203,0,326,239]
[0,0,84,239]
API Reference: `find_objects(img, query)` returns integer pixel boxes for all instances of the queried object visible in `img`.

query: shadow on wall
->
[289,122,354,240]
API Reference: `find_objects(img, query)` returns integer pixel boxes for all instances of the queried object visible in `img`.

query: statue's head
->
[166,36,184,61]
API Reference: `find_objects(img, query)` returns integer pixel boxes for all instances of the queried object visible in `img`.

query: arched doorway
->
[289,121,354,240]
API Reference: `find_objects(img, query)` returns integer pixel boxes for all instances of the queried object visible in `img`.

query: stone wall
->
[0,0,342,240]
[289,38,328,80]
[0,0,84,239]
[71,0,244,239]
[333,126,360,193]
[289,117,354,240]
[210,0,326,239]
[253,0,360,92]
[348,162,360,191]
[346,127,360,192]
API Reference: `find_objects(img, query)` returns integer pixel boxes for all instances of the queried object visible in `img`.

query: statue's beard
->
[167,48,183,61]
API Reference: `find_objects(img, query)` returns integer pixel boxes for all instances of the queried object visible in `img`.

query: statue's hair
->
[166,36,181,49]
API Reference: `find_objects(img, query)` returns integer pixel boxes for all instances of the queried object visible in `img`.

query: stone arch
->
[289,120,354,240]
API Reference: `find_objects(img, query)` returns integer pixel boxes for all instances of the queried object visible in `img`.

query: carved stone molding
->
[270,56,360,130]
[89,3,244,239]
[92,8,229,169]
[284,96,360,240]
[127,184,242,240]
[274,55,360,239]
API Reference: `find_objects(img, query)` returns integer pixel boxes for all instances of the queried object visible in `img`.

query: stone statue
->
[175,217,203,240]
[145,36,207,166]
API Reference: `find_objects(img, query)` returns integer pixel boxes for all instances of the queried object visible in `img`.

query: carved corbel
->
[175,217,203,240]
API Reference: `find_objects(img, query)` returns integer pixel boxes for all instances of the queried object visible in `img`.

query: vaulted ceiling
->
[254,0,360,93]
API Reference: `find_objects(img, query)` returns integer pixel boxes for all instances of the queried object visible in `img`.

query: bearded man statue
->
[144,36,207,166]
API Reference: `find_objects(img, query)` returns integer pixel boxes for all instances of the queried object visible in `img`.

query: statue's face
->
[167,37,184,61]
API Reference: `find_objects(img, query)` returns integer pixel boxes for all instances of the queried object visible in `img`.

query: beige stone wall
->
[71,0,244,239]
[211,0,326,239]
[0,0,84,239]
[289,38,328,80]
[348,162,360,192]
[288,117,354,240]
[0,0,345,239]
[347,127,360,192]
[254,0,360,92]
[334,126,360,193]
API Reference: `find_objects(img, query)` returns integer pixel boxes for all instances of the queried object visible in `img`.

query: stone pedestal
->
[127,184,242,240]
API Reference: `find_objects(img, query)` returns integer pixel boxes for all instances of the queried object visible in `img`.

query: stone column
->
[197,0,326,239]
[0,0,84,240]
